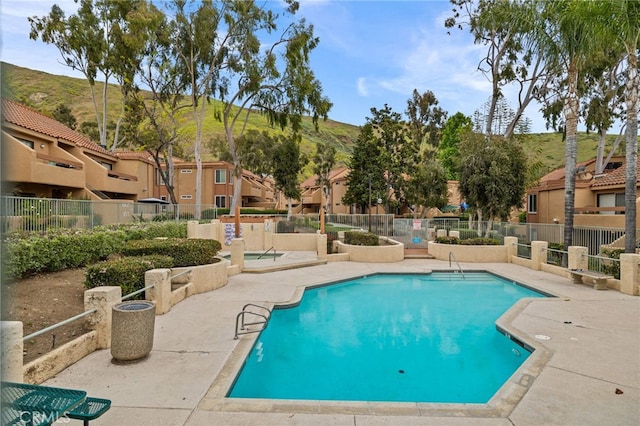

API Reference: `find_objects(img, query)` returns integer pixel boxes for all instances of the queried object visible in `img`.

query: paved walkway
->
[45,258,640,425]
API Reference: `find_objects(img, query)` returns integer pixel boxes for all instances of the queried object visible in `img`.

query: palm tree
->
[586,0,639,253]
[533,0,599,253]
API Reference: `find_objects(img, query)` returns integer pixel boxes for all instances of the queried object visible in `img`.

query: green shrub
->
[99,222,187,240]
[434,236,500,245]
[277,221,295,233]
[344,231,379,246]
[2,222,188,279]
[459,237,501,245]
[85,255,174,298]
[449,228,477,240]
[121,238,221,267]
[435,236,460,244]
[547,242,565,265]
[2,228,127,279]
[600,248,623,279]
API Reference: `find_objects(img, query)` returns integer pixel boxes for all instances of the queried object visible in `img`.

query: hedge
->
[3,222,188,279]
[3,228,127,279]
[434,236,501,245]
[85,255,174,298]
[344,231,379,246]
[121,238,222,267]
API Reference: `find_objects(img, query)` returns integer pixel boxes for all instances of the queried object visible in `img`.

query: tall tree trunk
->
[193,100,205,220]
[624,50,638,253]
[595,128,606,175]
[563,61,579,252]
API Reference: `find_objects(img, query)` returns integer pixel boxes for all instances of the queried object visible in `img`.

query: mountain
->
[1,61,627,179]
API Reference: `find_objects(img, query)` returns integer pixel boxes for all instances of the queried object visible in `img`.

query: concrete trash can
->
[111,300,156,362]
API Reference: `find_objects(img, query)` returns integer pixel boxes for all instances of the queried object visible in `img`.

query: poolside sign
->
[413,219,421,230]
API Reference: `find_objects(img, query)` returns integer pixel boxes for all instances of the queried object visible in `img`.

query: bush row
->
[121,238,221,267]
[85,255,175,298]
[435,236,501,245]
[344,231,379,246]
[3,228,127,279]
[85,238,222,295]
[3,222,188,279]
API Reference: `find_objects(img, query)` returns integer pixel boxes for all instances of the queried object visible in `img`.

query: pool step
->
[242,259,327,273]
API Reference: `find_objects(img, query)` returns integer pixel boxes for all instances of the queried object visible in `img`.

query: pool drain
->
[398,369,405,374]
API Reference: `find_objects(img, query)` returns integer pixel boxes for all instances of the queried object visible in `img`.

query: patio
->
[43,259,639,425]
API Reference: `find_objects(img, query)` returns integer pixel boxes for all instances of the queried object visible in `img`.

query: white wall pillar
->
[568,246,588,270]
[504,236,517,263]
[84,286,122,349]
[145,268,172,315]
[1,321,24,382]
[317,232,328,260]
[531,241,548,271]
[230,238,245,270]
[619,253,640,296]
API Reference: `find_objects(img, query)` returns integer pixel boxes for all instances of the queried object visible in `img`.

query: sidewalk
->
[45,259,640,425]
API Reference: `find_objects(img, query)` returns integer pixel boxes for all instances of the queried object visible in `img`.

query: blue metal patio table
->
[1,381,87,426]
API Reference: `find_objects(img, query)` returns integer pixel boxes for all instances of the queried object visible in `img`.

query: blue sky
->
[1,0,553,133]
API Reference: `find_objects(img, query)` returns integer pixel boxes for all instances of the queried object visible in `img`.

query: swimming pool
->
[222,252,284,260]
[229,272,547,403]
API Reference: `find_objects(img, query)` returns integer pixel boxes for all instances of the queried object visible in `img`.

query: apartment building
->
[526,156,640,227]
[1,99,278,210]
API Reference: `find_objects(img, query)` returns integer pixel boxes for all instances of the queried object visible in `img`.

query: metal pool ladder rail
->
[448,252,466,279]
[257,246,277,260]
[234,303,272,339]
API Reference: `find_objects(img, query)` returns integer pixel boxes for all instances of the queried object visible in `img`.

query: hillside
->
[1,61,628,178]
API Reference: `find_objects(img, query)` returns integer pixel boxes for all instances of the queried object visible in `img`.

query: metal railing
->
[22,281,162,345]
[516,243,532,259]
[448,252,465,279]
[547,247,568,266]
[584,253,621,279]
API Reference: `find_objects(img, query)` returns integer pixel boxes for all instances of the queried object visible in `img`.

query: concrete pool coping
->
[43,258,640,425]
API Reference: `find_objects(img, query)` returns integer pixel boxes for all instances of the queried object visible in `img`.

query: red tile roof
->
[591,158,640,188]
[2,98,115,158]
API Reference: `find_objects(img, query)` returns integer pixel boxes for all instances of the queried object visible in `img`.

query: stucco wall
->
[336,238,404,262]
[429,242,508,263]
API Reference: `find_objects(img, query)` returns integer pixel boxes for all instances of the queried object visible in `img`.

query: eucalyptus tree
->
[574,42,628,176]
[437,112,473,180]
[181,0,331,218]
[119,3,184,204]
[593,0,639,253]
[313,143,337,214]
[446,0,548,139]
[29,0,155,151]
[457,131,527,236]
[405,89,447,158]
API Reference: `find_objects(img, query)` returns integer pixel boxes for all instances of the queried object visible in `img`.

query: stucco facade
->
[527,156,640,227]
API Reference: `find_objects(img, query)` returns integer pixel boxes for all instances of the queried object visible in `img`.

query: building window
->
[527,194,537,213]
[18,138,34,149]
[181,195,192,200]
[180,169,193,174]
[597,193,625,215]
[215,169,226,184]
[215,195,226,208]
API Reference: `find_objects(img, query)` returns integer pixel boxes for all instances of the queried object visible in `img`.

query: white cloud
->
[357,77,369,97]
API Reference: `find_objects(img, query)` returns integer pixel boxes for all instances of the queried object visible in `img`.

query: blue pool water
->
[229,272,546,403]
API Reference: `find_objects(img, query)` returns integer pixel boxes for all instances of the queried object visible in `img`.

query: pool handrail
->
[448,252,466,279]
[234,303,272,339]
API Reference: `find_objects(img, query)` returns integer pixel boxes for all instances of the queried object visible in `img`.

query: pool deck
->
[44,255,639,425]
